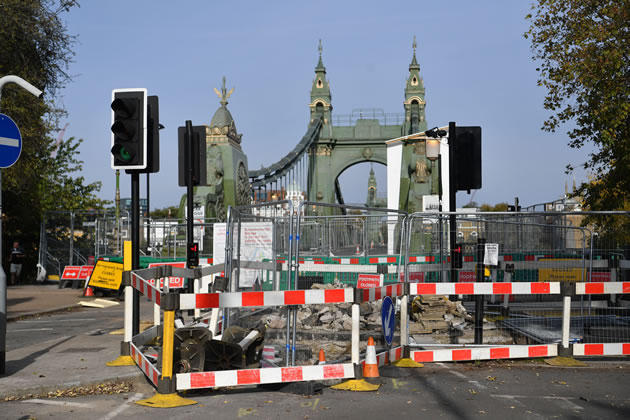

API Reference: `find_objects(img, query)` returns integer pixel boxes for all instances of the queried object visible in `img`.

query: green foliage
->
[150,206,180,219]
[525,1,630,210]
[480,202,509,212]
[1,0,107,280]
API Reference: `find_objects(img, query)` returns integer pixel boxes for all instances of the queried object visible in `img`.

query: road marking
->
[16,318,97,323]
[449,370,467,379]
[468,380,487,390]
[22,399,93,408]
[10,328,54,332]
[99,392,143,420]
[492,395,583,411]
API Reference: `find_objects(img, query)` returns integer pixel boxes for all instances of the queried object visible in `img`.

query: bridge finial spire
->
[213,76,234,107]
[410,36,419,68]
[316,39,325,70]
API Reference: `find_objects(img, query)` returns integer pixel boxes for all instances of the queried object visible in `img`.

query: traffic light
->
[145,95,160,173]
[178,124,207,186]
[455,126,482,192]
[111,89,147,170]
[187,242,199,267]
[452,243,463,269]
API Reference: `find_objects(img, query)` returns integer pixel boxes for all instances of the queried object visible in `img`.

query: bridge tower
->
[307,39,434,214]
[179,77,250,223]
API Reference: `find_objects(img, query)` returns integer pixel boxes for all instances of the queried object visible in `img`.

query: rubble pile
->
[262,283,384,332]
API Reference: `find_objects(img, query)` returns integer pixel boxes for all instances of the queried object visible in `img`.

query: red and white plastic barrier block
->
[176,363,354,390]
[411,344,557,363]
[131,272,162,306]
[130,342,160,386]
[179,288,355,310]
[572,343,630,356]
[408,256,435,263]
[575,282,630,295]
[360,346,403,368]
[409,282,560,296]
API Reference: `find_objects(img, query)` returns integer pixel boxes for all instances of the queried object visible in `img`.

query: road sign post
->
[381,296,395,346]
[0,75,42,375]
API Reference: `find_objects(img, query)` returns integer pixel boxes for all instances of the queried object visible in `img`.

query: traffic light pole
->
[131,172,140,336]
[448,122,457,284]
[185,121,195,295]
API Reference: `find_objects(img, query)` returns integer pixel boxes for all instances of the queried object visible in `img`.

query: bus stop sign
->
[0,113,22,168]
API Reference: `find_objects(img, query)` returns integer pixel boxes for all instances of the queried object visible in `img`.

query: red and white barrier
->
[131,272,162,306]
[130,342,160,386]
[411,344,558,362]
[179,288,354,310]
[409,282,560,296]
[575,282,630,295]
[176,363,354,390]
[358,284,405,302]
[572,343,630,356]
[361,346,403,368]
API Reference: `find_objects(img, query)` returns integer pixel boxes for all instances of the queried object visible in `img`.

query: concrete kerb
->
[7,304,81,322]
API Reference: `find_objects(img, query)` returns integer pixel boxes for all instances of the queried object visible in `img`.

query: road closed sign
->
[88,260,123,290]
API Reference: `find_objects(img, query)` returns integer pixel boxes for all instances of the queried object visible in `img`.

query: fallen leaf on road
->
[487,376,496,381]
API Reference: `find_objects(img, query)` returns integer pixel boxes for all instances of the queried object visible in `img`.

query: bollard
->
[392,292,423,368]
[559,282,575,358]
[136,291,197,408]
[107,241,134,366]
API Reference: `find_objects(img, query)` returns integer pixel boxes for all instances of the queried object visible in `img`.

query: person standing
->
[9,241,25,285]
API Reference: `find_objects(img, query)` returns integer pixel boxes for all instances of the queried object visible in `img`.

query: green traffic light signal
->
[110,89,146,170]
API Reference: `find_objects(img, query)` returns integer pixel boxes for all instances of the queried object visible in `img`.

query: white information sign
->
[213,222,273,287]
[484,243,499,266]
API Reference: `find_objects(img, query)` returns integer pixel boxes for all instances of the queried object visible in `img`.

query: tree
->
[480,202,509,212]
[525,1,630,211]
[1,0,106,280]
[150,206,180,219]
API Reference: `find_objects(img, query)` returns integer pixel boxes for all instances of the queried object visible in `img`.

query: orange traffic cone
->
[356,245,360,255]
[318,349,326,365]
[363,337,379,378]
[83,286,94,297]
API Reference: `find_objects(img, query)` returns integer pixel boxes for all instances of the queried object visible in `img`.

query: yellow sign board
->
[538,258,585,282]
[88,260,124,290]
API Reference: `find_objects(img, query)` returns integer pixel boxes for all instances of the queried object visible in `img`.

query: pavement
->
[1,283,145,399]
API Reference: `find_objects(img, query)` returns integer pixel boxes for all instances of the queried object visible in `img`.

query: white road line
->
[22,399,93,408]
[468,380,487,390]
[99,392,143,420]
[449,370,467,379]
[492,395,583,411]
[10,328,54,332]
[16,319,97,323]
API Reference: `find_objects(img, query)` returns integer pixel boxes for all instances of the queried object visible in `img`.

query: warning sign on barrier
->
[87,260,123,290]
[61,265,94,280]
[539,259,585,282]
[147,262,186,288]
[357,274,383,288]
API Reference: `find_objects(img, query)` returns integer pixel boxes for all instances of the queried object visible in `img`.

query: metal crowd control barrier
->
[120,263,409,398]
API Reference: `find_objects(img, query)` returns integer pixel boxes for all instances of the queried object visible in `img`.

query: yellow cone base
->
[392,358,424,368]
[544,356,587,367]
[331,379,380,392]
[106,355,135,366]
[136,393,197,408]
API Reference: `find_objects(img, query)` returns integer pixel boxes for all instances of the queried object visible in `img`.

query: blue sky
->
[59,0,591,210]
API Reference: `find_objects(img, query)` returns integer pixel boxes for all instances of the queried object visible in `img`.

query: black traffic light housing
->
[452,243,463,269]
[454,126,482,192]
[178,125,207,186]
[111,89,147,170]
[111,89,160,173]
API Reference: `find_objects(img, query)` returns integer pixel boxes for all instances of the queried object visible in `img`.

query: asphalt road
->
[2,360,629,419]
[6,301,155,352]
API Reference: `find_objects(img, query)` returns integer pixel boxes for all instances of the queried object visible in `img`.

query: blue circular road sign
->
[0,113,22,168]
[381,296,396,346]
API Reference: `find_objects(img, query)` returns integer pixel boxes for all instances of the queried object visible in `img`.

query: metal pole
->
[0,76,42,375]
[146,173,150,256]
[448,122,458,287]
[131,172,140,336]
[185,121,194,295]
[474,237,486,344]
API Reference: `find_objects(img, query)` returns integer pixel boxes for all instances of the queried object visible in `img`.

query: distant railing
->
[331,108,405,126]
